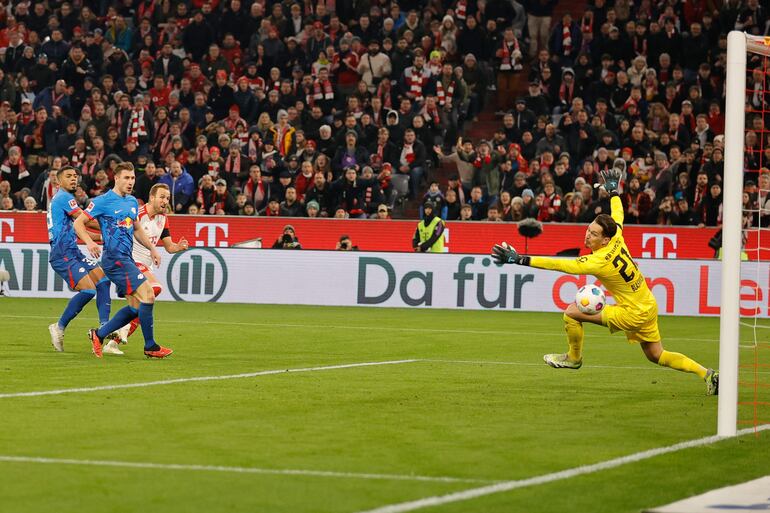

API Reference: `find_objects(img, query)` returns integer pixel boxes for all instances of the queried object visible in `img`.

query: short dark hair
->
[594,214,618,239]
[56,166,78,178]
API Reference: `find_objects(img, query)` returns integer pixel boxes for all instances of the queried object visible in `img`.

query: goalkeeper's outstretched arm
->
[491,243,602,275]
[528,254,602,275]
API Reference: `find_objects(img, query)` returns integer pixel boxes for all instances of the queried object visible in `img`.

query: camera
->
[282,233,293,244]
[340,241,349,249]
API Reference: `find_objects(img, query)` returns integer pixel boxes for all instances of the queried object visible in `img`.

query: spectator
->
[158,160,195,213]
[412,200,445,252]
[280,185,304,217]
[272,225,301,249]
[336,235,358,251]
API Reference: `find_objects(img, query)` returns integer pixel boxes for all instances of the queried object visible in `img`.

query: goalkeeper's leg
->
[544,304,603,369]
[564,313,584,362]
[641,342,707,379]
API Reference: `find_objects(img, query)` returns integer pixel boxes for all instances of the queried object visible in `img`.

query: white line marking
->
[0,360,417,399]
[0,314,722,343]
[353,424,770,513]
[0,455,493,484]
[421,359,770,374]
[422,359,655,371]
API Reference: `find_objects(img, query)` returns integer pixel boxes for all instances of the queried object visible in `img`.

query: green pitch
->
[0,298,767,513]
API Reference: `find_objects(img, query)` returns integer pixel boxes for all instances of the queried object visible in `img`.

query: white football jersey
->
[132,204,169,267]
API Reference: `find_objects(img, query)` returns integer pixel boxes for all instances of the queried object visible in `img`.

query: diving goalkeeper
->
[491,159,719,395]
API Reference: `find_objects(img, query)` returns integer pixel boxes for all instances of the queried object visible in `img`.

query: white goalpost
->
[720,32,770,437]
[718,31,746,437]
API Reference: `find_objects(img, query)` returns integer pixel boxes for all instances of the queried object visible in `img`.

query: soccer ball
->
[575,285,606,315]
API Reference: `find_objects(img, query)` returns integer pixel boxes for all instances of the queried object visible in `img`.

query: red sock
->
[128,317,140,337]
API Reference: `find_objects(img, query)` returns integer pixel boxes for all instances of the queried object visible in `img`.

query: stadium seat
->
[390,174,410,209]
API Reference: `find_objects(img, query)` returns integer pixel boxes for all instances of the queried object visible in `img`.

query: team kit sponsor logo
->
[2,244,770,317]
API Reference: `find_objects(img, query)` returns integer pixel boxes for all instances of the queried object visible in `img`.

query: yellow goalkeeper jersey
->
[529,195,656,312]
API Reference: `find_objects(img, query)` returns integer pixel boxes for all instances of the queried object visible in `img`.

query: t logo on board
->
[641,233,677,258]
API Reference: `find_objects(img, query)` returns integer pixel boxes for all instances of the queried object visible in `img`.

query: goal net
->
[721,32,770,436]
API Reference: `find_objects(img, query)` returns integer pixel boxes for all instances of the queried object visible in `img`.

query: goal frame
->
[718,31,747,437]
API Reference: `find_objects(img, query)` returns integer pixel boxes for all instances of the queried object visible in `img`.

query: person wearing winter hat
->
[412,199,446,253]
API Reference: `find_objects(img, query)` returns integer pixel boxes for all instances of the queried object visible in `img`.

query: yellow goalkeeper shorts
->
[601,304,661,344]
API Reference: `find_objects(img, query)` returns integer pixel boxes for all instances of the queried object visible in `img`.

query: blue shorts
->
[50,254,99,291]
[102,258,147,297]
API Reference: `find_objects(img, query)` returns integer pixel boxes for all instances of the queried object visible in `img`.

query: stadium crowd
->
[0,0,764,226]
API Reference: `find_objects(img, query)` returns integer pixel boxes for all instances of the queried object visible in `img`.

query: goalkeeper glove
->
[600,158,626,195]
[491,242,526,265]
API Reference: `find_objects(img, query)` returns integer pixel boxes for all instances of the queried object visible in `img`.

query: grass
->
[0,298,767,513]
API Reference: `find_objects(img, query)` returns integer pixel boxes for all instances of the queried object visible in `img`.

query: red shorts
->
[134,262,162,297]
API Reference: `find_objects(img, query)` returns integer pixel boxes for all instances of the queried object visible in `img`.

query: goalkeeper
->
[492,159,719,395]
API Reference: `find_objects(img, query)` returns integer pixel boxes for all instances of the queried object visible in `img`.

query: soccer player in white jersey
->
[103,183,189,355]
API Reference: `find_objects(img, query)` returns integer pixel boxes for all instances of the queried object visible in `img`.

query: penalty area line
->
[353,424,770,513]
[0,455,495,484]
[0,360,418,399]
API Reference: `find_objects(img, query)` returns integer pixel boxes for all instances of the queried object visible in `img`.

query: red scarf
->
[235,129,248,147]
[376,82,393,109]
[400,143,415,166]
[244,177,265,205]
[456,0,467,20]
[81,161,97,179]
[312,79,334,102]
[45,176,59,206]
[138,0,157,22]
[436,79,455,107]
[196,145,209,163]
[559,82,574,105]
[404,66,429,102]
[500,39,519,70]
[154,120,169,147]
[158,134,174,159]
[129,108,148,140]
[248,138,259,161]
[225,152,241,174]
[423,105,440,125]
[562,23,572,56]
[693,184,706,210]
[473,154,491,168]
[70,149,85,167]
[1,157,27,179]
[208,159,221,178]
[32,123,44,148]
[5,122,16,143]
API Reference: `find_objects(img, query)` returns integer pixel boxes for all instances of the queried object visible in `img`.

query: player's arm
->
[73,210,101,258]
[601,158,626,228]
[160,232,189,254]
[491,243,602,275]
[70,209,102,241]
[133,221,162,266]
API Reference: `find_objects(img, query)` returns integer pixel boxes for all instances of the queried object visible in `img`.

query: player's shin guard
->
[657,350,708,379]
[138,302,157,350]
[95,277,112,326]
[96,306,138,340]
[563,313,584,362]
[59,289,95,329]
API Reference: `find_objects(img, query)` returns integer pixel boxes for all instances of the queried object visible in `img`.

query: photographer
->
[336,234,358,251]
[271,225,302,249]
